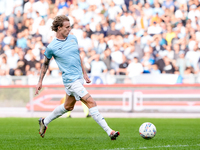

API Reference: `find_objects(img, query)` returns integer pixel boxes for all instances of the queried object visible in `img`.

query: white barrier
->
[1,73,200,85]
[133,91,200,112]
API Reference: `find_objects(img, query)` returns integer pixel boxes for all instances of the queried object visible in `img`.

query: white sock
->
[44,104,67,126]
[89,106,112,136]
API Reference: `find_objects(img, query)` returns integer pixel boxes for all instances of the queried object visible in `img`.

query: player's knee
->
[65,106,74,111]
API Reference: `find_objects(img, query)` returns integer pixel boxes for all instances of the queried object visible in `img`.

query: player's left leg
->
[44,94,76,126]
[81,94,120,140]
[60,95,72,118]
[39,95,76,138]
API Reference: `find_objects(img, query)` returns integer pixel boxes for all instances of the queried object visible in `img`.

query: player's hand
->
[35,82,42,95]
[83,73,91,83]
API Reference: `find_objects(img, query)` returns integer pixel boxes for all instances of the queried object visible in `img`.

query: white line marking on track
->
[103,144,200,150]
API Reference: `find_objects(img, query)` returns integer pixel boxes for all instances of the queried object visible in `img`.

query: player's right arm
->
[35,56,50,95]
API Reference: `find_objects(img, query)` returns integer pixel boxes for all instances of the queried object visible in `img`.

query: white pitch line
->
[103,144,200,150]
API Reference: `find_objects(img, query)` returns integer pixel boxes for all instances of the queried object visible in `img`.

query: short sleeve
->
[44,46,53,59]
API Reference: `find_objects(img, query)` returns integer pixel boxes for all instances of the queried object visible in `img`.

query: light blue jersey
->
[44,34,83,84]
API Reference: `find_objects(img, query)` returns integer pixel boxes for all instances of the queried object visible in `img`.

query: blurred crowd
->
[0,0,200,84]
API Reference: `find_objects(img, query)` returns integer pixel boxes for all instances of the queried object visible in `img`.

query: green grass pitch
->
[0,118,200,150]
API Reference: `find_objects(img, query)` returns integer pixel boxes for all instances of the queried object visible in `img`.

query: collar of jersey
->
[56,37,68,41]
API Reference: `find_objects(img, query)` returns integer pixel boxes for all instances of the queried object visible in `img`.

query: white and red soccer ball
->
[139,122,157,139]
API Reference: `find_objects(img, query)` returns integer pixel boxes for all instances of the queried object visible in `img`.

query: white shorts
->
[64,78,88,101]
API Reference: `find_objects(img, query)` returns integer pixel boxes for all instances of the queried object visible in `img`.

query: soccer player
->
[35,15,120,140]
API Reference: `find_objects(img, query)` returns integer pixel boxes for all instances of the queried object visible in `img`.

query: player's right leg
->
[68,78,120,140]
[39,94,76,138]
[81,94,120,140]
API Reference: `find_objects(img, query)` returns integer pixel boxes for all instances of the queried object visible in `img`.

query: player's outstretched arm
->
[35,56,50,95]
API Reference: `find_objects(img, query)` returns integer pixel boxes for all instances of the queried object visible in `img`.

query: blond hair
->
[51,15,70,32]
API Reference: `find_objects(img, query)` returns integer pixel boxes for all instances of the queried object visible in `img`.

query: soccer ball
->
[139,122,156,139]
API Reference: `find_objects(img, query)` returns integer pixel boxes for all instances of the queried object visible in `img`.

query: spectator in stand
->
[0,44,3,55]
[162,56,175,74]
[26,50,39,72]
[117,54,129,76]
[88,54,108,84]
[153,2,164,17]
[15,51,28,75]
[89,54,107,76]
[176,51,191,76]
[24,0,36,19]
[150,13,162,26]
[34,0,49,19]
[120,11,135,33]
[107,22,121,36]
[15,10,24,25]
[3,30,14,46]
[39,46,46,63]
[94,24,104,37]
[147,21,162,36]
[127,56,144,77]
[185,43,200,73]
[124,45,139,60]
[111,44,123,70]
[134,38,144,61]
[7,49,19,75]
[188,5,198,22]
[107,1,122,23]
[183,67,195,84]
[16,21,27,34]
[159,33,167,49]
[164,45,174,61]
[173,44,180,61]
[166,25,176,45]
[16,32,27,49]
[9,37,16,49]
[100,48,112,71]
[70,23,83,43]
[0,23,5,35]
[57,0,69,9]
[0,0,6,15]
[84,24,93,38]
[143,3,153,21]
[78,0,89,10]
[156,55,167,73]
[79,31,92,53]
[150,64,161,74]
[34,61,41,76]
[106,69,117,84]
[80,50,90,73]
[136,12,148,31]
[141,51,155,73]
[156,54,175,74]
[153,37,165,60]
[0,54,10,75]
[171,31,180,46]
